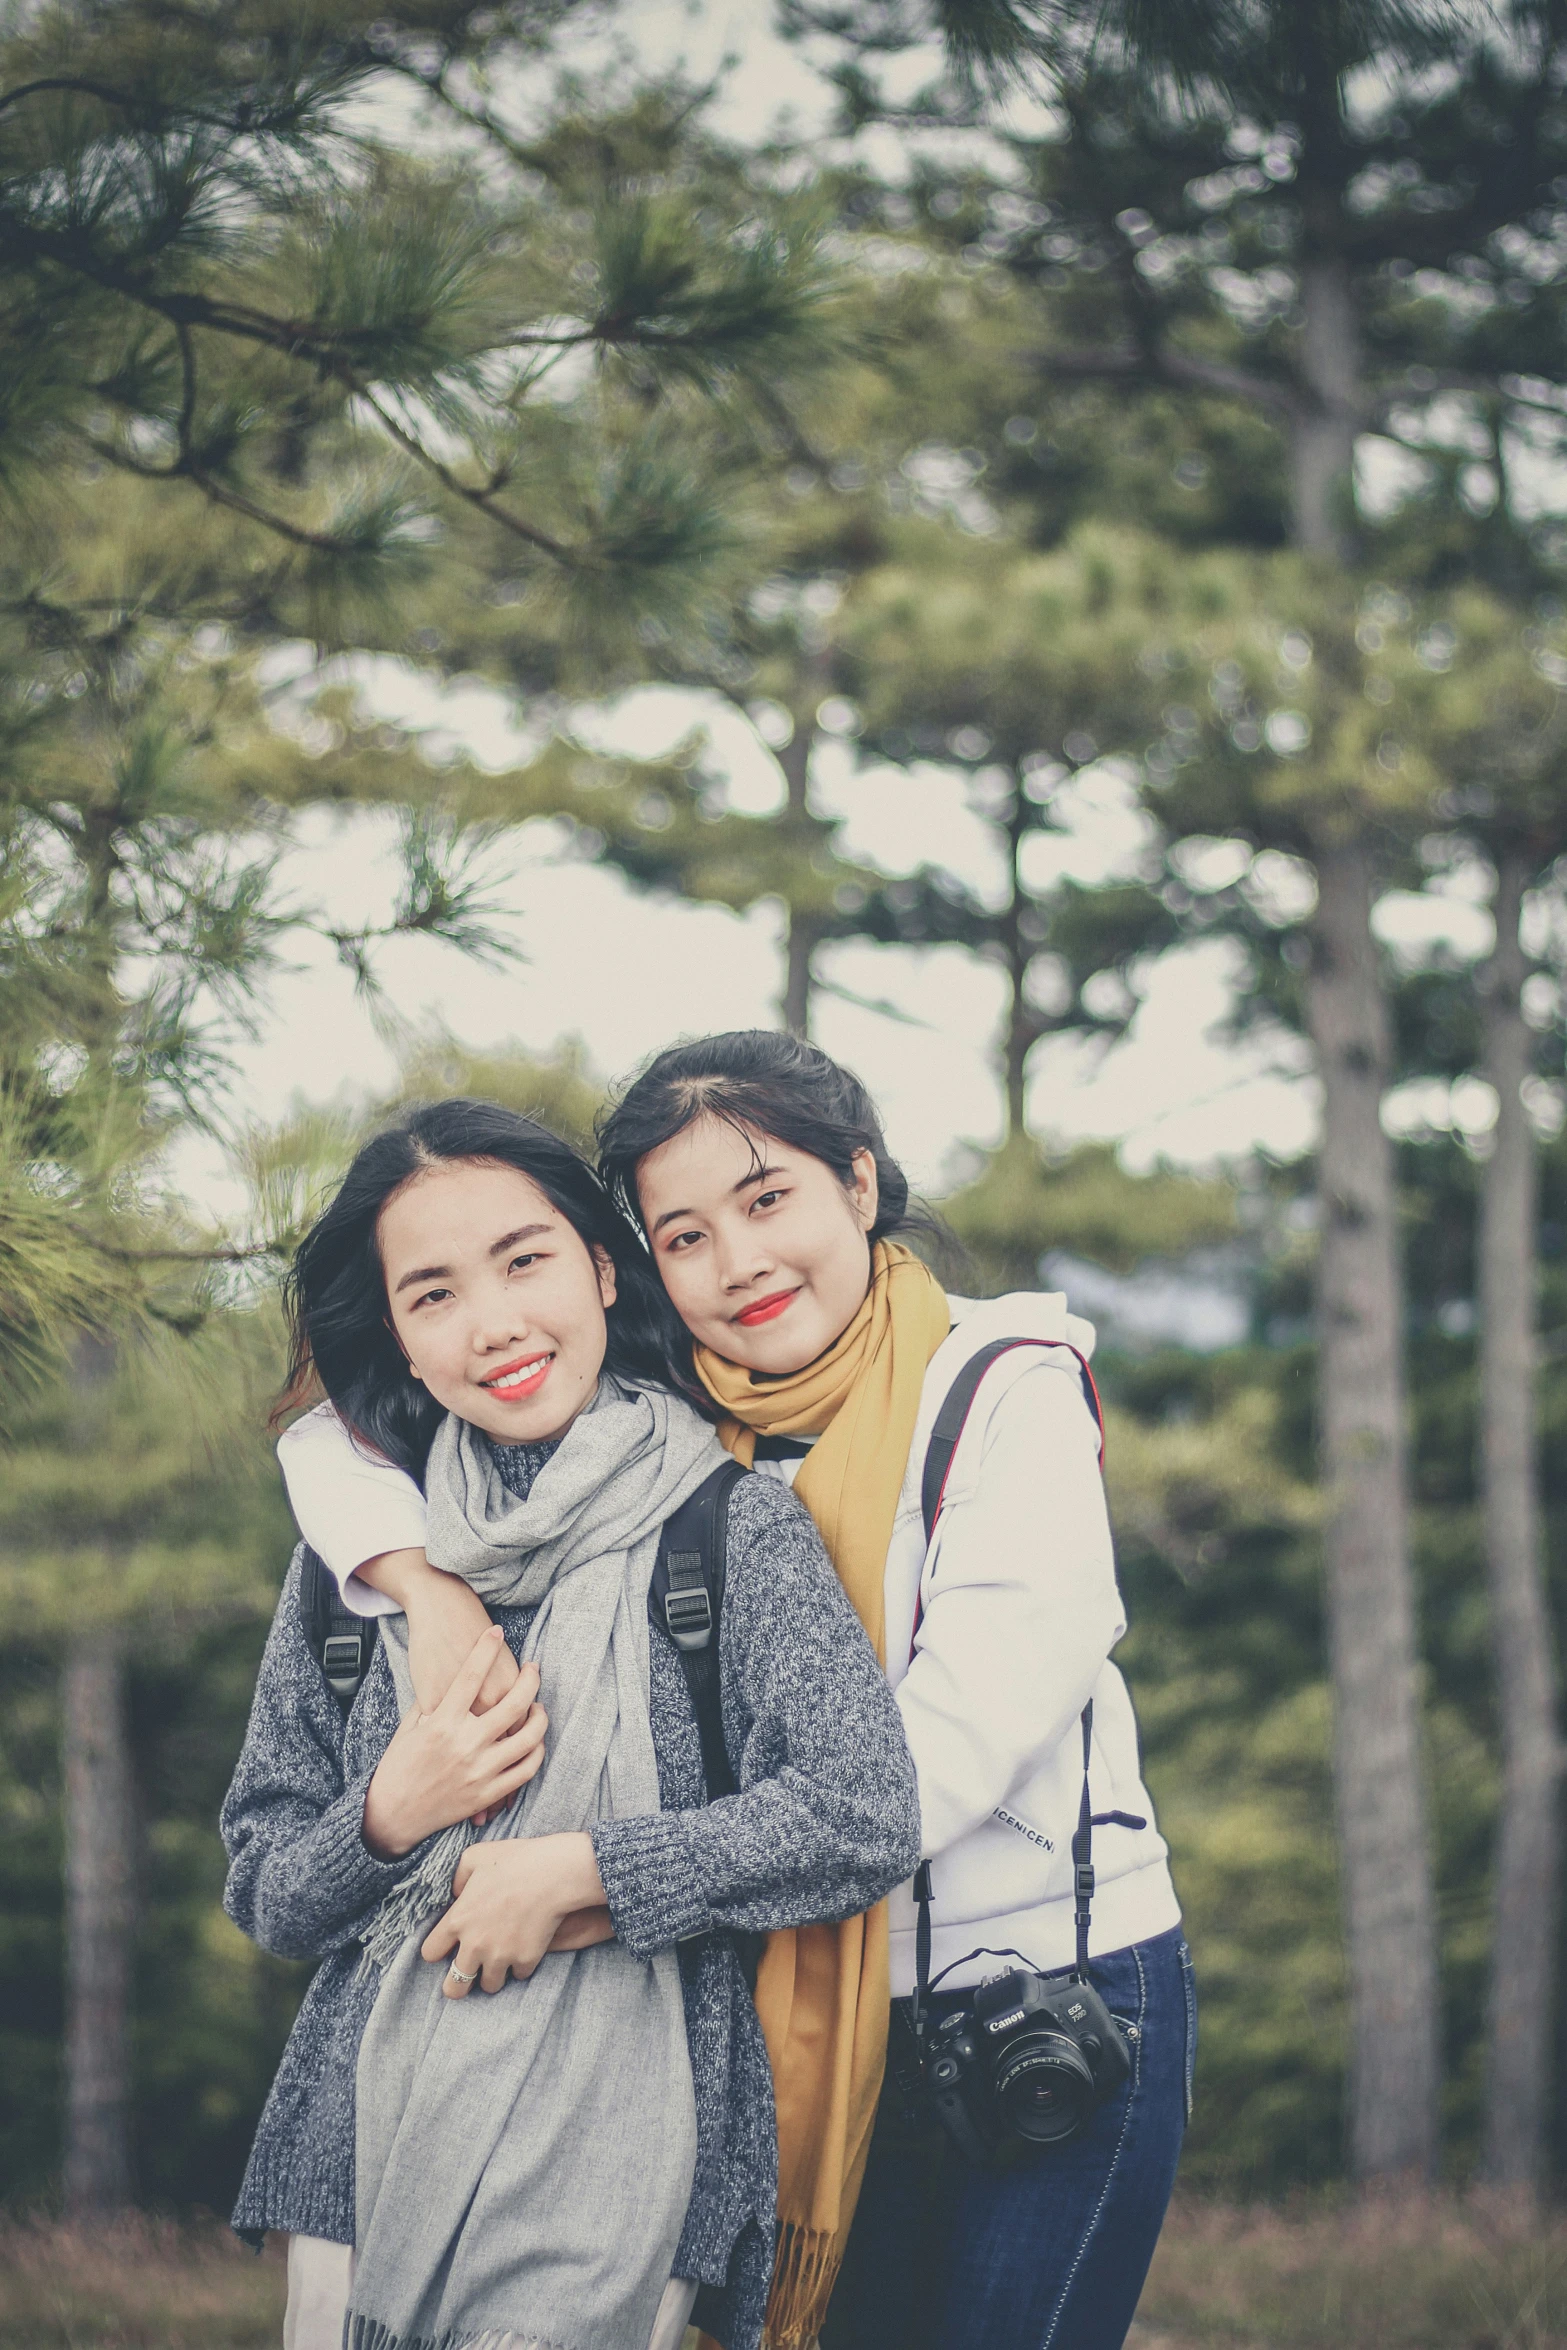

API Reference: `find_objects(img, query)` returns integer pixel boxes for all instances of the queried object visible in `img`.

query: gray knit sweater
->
[220,1446,918,2350]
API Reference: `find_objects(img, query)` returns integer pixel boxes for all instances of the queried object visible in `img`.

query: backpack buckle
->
[322,1631,366,1697]
[664,1587,713,1652]
[663,1547,713,1653]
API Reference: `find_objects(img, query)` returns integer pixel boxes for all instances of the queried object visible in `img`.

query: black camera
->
[920,1964,1131,2163]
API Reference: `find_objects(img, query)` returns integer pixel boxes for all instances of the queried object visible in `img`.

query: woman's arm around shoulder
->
[591,1474,921,1961]
[220,1552,422,1962]
[899,1355,1125,1858]
[277,1404,429,1616]
[278,1405,517,1712]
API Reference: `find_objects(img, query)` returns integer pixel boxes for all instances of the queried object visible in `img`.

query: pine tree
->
[797,0,1567,2185]
[7,7,906,1044]
[942,1135,1237,1292]
[0,1315,291,2220]
[831,521,1185,1134]
[1117,555,1567,2197]
[1354,413,1567,2198]
[1395,600,1567,2194]
[0,467,575,2214]
[524,319,942,1038]
[0,5,856,659]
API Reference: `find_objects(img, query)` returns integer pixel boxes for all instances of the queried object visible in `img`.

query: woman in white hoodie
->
[281,1031,1191,2350]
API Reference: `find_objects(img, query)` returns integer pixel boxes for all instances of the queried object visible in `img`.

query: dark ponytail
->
[597,1030,941,1254]
[275,1096,707,1478]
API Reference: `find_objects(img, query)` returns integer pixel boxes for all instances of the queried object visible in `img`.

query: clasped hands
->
[422,1831,613,1999]
[361,1611,613,1999]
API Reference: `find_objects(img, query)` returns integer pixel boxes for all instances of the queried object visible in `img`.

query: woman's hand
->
[362,1629,547,1859]
[358,1548,520,1714]
[421,1832,610,1996]
[548,1907,617,1955]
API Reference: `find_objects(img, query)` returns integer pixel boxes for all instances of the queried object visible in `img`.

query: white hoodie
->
[277,1289,1179,1997]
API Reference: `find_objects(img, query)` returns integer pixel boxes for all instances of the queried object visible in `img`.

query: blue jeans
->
[820,1927,1195,2350]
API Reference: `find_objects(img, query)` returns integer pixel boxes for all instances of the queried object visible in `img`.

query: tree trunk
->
[1288,187,1439,2178]
[1476,848,1561,2195]
[62,1626,135,2218]
[1304,834,1440,2182]
[781,916,817,1038]
[1001,779,1029,1140]
[777,710,819,1036]
[1002,1002,1029,1141]
[1291,253,1362,560]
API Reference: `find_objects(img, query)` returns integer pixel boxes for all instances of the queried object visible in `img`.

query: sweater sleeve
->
[897,1359,1125,1859]
[277,1404,431,1620]
[591,1476,921,1959]
[220,1554,421,1961]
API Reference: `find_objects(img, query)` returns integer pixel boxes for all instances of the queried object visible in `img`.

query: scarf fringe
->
[356,1817,468,1976]
[761,2221,844,2350]
[348,2318,581,2350]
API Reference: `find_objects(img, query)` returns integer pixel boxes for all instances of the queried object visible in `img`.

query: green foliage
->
[386,1033,605,1157]
[0,6,913,1071]
[1085,1129,1567,2190]
[944,1135,1237,1291]
[1133,566,1567,860]
[0,8,861,651]
[1107,1327,1519,2192]
[0,520,517,1371]
[446,729,881,932]
[0,1611,308,2228]
[0,1315,302,2213]
[815,0,1567,583]
[1096,1350,1342,2191]
[794,523,1209,1113]
[840,522,1190,767]
[0,1315,290,1642]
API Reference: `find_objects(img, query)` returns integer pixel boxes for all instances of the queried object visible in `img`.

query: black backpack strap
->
[921,1336,1104,1548]
[650,1460,746,1802]
[298,1546,379,1716]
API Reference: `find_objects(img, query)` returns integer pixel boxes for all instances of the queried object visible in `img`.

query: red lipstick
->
[735,1289,800,1328]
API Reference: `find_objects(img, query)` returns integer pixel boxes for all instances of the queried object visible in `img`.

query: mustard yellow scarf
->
[694,1241,951,2348]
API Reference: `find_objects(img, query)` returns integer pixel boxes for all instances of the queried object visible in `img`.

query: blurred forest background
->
[8,1,1567,2326]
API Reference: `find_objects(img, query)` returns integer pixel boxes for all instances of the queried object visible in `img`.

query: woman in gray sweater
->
[221,1098,918,2350]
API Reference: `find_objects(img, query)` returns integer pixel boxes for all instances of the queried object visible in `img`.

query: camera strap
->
[910,1700,1099,2047]
[1071,1701,1096,1981]
[910,1335,1143,2040]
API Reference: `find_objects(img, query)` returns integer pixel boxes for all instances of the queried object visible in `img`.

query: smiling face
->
[636,1115,879,1376]
[378,1158,616,1444]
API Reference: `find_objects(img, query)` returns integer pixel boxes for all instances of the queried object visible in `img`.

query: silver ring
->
[448,1962,478,1985]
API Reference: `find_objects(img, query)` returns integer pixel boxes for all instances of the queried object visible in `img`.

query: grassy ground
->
[0,2217,284,2348]
[1133,2196,1567,2350]
[4,2198,1567,2348]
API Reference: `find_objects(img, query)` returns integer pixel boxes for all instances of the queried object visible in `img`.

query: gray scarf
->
[347,1381,728,2350]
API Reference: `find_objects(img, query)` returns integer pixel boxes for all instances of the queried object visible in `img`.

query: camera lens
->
[992,2032,1097,2144]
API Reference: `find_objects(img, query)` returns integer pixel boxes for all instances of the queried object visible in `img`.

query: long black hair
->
[597,1030,941,1255]
[277,1097,706,1478]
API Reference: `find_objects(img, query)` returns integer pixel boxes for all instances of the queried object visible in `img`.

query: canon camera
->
[920,1964,1131,2164]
